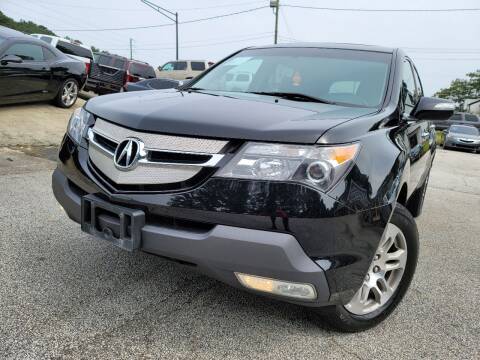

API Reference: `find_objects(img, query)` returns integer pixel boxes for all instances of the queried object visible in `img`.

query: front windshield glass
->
[192,47,392,107]
[450,125,479,135]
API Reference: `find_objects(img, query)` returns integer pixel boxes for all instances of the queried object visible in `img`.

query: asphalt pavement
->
[0,148,478,359]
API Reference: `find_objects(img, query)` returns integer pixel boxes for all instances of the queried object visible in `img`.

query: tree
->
[435,70,480,110]
[0,10,56,36]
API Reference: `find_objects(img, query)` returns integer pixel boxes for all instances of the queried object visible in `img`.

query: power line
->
[282,4,480,12]
[24,0,264,12]
[126,32,273,47]
[52,6,269,32]
[109,34,273,51]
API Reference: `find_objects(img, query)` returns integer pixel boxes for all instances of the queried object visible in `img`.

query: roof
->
[248,42,395,53]
[0,25,31,39]
[30,33,91,50]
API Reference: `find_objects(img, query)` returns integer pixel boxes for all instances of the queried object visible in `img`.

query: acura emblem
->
[114,138,144,170]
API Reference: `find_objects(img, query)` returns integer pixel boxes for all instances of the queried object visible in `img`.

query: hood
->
[450,132,480,140]
[85,90,376,144]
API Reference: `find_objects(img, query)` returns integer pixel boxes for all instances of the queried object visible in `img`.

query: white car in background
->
[156,60,213,80]
[30,34,94,75]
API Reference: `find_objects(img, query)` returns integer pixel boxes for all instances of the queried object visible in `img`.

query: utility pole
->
[129,38,133,59]
[141,0,179,60]
[270,0,280,44]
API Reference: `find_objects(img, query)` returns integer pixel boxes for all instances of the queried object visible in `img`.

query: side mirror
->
[412,97,455,121]
[0,54,23,65]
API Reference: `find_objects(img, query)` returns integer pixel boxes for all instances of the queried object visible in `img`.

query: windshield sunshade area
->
[192,47,392,108]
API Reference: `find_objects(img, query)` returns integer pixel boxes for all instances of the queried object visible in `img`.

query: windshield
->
[450,125,479,135]
[191,47,392,107]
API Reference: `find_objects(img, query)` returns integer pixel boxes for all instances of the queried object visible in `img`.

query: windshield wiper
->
[185,87,206,91]
[248,91,336,105]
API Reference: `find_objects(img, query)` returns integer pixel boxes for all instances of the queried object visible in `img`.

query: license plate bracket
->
[81,194,145,251]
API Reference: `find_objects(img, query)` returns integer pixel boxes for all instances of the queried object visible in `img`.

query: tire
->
[311,204,419,332]
[55,78,79,108]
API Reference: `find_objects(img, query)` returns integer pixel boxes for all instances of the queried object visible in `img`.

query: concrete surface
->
[0,147,478,359]
[0,100,85,147]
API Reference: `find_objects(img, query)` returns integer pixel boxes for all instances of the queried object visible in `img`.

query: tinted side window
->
[42,47,56,61]
[450,114,462,121]
[56,41,93,59]
[40,36,53,44]
[191,61,205,71]
[5,43,44,61]
[161,62,174,71]
[97,55,113,66]
[175,61,187,70]
[130,63,155,78]
[112,58,126,69]
[465,114,479,122]
[412,65,423,98]
[401,59,416,113]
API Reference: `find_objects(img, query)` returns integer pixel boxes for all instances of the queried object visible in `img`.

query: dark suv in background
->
[85,53,156,94]
[432,112,480,130]
[53,43,454,332]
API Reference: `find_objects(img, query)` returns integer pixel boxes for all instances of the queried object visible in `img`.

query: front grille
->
[94,118,227,153]
[87,118,229,192]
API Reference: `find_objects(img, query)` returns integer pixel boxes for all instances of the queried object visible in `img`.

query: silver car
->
[444,125,480,153]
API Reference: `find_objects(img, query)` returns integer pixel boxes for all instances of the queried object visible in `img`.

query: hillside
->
[0,10,56,36]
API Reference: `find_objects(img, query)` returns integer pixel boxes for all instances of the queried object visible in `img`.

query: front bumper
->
[53,135,394,306]
[445,139,480,151]
[53,168,330,305]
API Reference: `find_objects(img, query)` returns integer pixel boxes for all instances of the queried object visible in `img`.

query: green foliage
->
[435,70,480,109]
[0,10,56,36]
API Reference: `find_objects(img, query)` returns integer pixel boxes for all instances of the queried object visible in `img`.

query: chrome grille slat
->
[89,145,201,185]
[88,120,228,187]
[94,118,227,153]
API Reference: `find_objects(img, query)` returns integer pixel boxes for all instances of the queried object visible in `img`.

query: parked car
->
[443,124,480,152]
[156,60,213,80]
[30,34,93,77]
[431,112,480,130]
[52,43,454,332]
[85,53,156,94]
[125,78,182,92]
[0,26,87,107]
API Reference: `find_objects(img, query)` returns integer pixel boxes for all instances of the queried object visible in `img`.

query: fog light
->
[235,273,317,300]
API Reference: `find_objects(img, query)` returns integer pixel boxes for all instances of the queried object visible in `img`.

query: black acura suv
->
[52,44,453,332]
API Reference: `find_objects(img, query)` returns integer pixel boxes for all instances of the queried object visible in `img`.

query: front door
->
[402,58,432,194]
[0,42,51,103]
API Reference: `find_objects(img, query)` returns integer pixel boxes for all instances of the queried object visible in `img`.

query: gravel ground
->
[0,140,479,359]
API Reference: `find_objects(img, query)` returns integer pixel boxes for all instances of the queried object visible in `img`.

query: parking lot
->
[0,103,479,359]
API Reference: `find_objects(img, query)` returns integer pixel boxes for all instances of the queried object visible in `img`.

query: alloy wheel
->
[61,80,78,107]
[344,223,408,315]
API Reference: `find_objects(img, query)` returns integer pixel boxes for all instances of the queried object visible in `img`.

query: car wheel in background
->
[311,204,419,332]
[55,78,79,108]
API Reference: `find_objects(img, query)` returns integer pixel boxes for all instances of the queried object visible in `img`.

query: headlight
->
[216,142,360,191]
[67,107,91,144]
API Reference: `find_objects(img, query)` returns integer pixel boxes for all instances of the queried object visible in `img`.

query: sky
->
[1,0,479,95]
